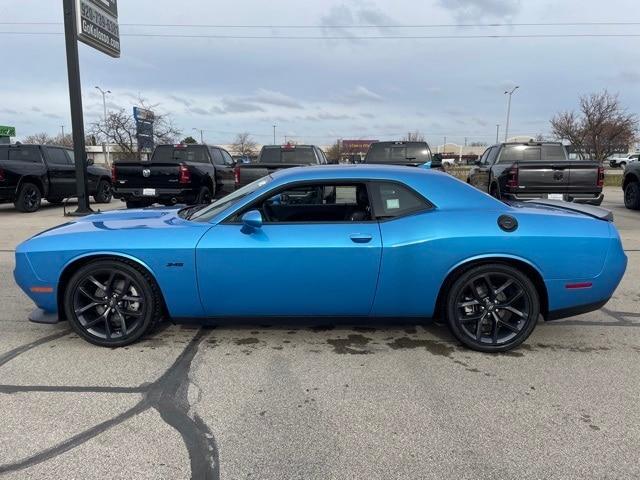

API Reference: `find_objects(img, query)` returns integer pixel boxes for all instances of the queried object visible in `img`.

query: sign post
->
[62,0,119,216]
[0,126,15,145]
[134,107,155,160]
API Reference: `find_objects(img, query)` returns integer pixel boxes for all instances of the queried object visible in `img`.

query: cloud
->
[609,70,640,84]
[320,3,398,40]
[189,107,210,116]
[247,89,303,109]
[168,95,193,107]
[220,98,264,113]
[438,0,521,21]
[339,86,384,104]
[302,112,354,121]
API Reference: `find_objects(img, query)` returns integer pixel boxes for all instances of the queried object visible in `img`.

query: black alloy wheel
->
[65,260,160,347]
[15,182,42,213]
[624,181,640,210]
[446,264,539,352]
[196,186,212,205]
[94,180,113,203]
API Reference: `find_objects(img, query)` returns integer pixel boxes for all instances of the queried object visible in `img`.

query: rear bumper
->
[113,187,197,204]
[0,186,15,202]
[503,192,604,205]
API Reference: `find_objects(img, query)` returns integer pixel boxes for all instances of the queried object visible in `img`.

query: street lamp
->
[192,128,204,144]
[504,86,519,142]
[273,124,277,145]
[95,86,111,165]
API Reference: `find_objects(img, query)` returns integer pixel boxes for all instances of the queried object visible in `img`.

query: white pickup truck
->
[608,153,640,169]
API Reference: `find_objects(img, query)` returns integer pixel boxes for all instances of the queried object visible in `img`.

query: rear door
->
[470,147,495,190]
[43,146,76,198]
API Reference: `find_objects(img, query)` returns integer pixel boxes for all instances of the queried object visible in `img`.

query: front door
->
[44,147,76,198]
[196,182,382,316]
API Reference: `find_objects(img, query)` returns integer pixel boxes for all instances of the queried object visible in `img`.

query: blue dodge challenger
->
[14,165,627,352]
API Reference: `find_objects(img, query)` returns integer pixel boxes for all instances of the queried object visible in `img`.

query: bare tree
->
[402,130,426,142]
[551,90,638,161]
[230,132,258,157]
[91,98,181,160]
[21,132,83,148]
[325,139,343,163]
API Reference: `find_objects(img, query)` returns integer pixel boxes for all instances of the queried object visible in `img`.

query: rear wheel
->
[624,181,640,210]
[195,186,212,205]
[64,259,161,347]
[446,264,539,352]
[620,162,627,169]
[14,182,42,213]
[489,183,501,200]
[93,179,113,204]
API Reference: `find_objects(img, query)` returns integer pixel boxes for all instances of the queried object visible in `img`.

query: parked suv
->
[112,144,236,208]
[468,142,604,205]
[0,144,112,212]
[622,161,640,210]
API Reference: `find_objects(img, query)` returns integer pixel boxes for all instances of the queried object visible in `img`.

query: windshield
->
[499,144,568,163]
[366,143,432,164]
[188,176,273,222]
[152,145,209,163]
[259,147,316,164]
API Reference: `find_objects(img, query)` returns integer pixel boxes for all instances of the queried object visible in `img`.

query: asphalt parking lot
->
[0,188,638,480]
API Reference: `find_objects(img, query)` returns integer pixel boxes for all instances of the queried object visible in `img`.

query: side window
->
[478,148,490,165]
[370,182,430,219]
[8,147,42,163]
[210,148,224,166]
[486,147,500,165]
[220,150,235,166]
[46,147,71,165]
[542,145,566,161]
[241,183,371,223]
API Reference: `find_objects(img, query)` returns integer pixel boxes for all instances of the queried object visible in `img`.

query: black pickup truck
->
[112,144,236,208]
[0,144,112,212]
[468,142,604,205]
[233,144,329,188]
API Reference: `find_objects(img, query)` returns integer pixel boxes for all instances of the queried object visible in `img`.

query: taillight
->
[506,166,519,190]
[597,166,604,188]
[234,166,240,186]
[179,164,191,184]
[111,164,117,182]
[0,168,4,182]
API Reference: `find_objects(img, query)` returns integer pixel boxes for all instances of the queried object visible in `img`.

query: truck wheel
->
[14,182,42,213]
[624,181,640,210]
[93,179,113,204]
[620,162,627,169]
[196,186,212,205]
[490,184,501,200]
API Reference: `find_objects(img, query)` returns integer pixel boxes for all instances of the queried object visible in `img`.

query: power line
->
[2,21,640,28]
[3,31,640,39]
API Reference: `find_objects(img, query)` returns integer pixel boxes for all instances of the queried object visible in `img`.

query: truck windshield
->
[188,176,273,222]
[260,147,316,164]
[152,145,208,163]
[366,143,431,163]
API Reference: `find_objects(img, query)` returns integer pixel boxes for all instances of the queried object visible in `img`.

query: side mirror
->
[241,210,263,231]
[431,153,443,169]
[474,159,482,166]
[86,157,94,166]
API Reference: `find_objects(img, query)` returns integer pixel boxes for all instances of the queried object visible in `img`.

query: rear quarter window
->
[370,182,431,219]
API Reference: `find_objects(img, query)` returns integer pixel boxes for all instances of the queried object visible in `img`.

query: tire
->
[195,186,212,205]
[64,259,163,347]
[93,179,113,204]
[624,181,640,210]
[445,264,540,352]
[620,162,626,169]
[14,182,42,213]
[489,183,501,200]
[126,200,152,209]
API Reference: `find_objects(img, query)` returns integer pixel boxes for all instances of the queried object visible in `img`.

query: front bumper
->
[113,187,197,204]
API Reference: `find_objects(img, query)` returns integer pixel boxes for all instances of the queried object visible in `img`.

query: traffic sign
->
[76,0,120,58]
[0,126,16,137]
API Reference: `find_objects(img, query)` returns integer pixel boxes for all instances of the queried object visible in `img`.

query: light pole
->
[495,124,500,144]
[192,128,204,144]
[61,125,65,139]
[95,86,111,165]
[504,86,519,142]
[273,124,277,145]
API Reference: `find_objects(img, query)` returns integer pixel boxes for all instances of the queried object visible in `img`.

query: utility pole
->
[504,86,519,142]
[273,124,277,145]
[61,125,65,139]
[496,124,500,144]
[95,86,111,165]
[63,0,91,215]
[443,136,447,153]
[192,128,204,144]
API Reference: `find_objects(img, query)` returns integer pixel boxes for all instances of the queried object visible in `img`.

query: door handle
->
[350,233,373,243]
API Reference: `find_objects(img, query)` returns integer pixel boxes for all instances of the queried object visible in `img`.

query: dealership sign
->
[0,125,16,137]
[342,140,378,153]
[134,107,155,151]
[76,0,120,58]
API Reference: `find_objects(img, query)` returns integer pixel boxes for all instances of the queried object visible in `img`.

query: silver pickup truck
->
[468,142,604,206]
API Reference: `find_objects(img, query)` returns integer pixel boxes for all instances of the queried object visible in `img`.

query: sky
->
[1,0,639,147]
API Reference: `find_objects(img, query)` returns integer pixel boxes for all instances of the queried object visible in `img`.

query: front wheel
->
[195,186,212,205]
[14,182,42,213]
[64,259,162,347]
[624,181,640,210]
[620,162,627,169]
[446,264,540,352]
